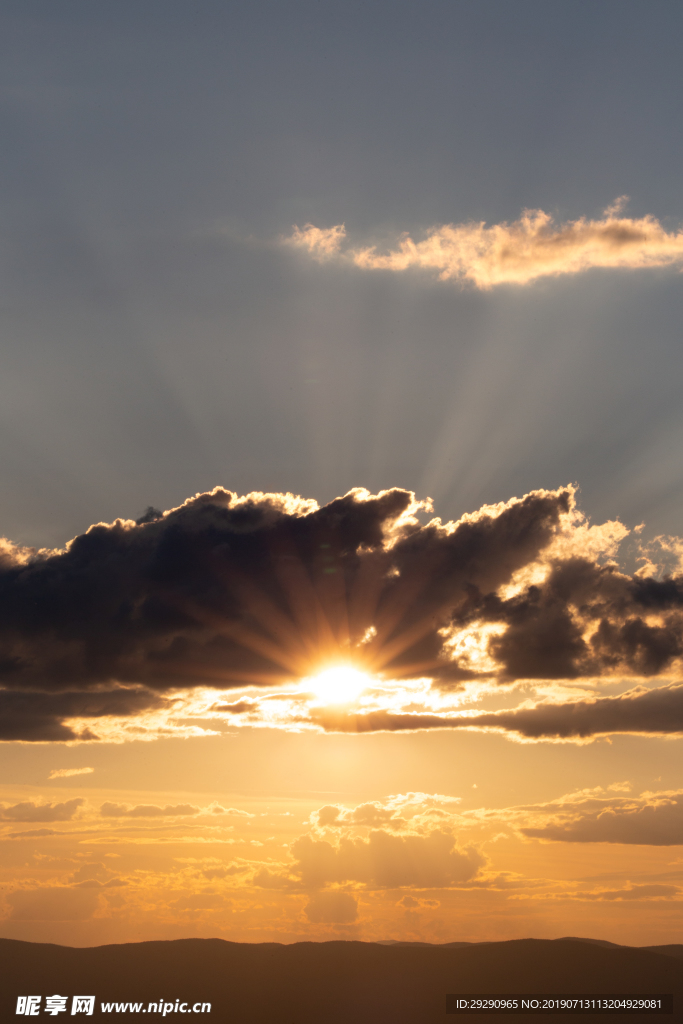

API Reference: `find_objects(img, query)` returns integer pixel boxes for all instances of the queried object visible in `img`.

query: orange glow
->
[284,202,683,289]
[306,665,372,705]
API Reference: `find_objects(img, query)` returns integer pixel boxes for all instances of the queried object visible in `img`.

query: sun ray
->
[305,665,372,705]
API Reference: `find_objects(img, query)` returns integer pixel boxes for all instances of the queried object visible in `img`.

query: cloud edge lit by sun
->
[281,199,683,289]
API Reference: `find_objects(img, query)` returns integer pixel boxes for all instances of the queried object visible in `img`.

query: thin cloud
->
[512,883,682,902]
[6,828,59,839]
[0,799,84,823]
[100,803,200,818]
[48,767,94,779]
[283,200,683,288]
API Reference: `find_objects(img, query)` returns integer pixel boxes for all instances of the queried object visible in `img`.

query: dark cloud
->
[313,684,683,740]
[0,486,414,693]
[0,799,83,822]
[2,483,683,742]
[0,484,568,692]
[466,683,683,739]
[0,484,573,739]
[210,700,259,715]
[521,792,683,845]
[458,558,683,681]
[0,687,164,742]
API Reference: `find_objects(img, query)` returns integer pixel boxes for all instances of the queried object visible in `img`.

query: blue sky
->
[2,0,683,545]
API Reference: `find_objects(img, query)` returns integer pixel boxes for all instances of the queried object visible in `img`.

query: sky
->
[1,0,683,948]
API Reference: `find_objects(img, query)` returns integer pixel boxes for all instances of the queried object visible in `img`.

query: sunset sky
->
[1,0,683,949]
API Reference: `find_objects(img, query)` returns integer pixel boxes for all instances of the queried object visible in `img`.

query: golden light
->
[306,665,371,705]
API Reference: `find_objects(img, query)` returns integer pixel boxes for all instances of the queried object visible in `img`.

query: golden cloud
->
[283,200,683,288]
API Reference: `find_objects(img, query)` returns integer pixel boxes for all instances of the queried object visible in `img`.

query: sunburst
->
[306,665,371,705]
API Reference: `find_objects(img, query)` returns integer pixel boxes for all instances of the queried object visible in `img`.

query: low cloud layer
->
[0,688,164,742]
[567,883,681,901]
[464,683,683,740]
[2,483,683,742]
[520,790,683,846]
[314,683,683,740]
[0,799,83,822]
[283,200,683,288]
[100,802,200,818]
[290,829,484,888]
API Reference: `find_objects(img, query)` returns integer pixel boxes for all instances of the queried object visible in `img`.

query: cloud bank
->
[519,790,683,846]
[283,200,683,288]
[285,828,484,888]
[100,802,200,818]
[313,682,683,740]
[2,483,683,742]
[0,799,84,822]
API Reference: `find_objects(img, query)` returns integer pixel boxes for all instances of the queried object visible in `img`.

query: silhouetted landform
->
[559,938,683,961]
[1,936,681,1022]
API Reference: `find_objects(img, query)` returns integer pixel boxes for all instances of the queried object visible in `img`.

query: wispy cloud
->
[282,199,683,288]
[48,767,94,779]
[285,223,346,260]
[100,802,200,818]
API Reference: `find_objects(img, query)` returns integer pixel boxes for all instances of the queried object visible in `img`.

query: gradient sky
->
[1,0,683,948]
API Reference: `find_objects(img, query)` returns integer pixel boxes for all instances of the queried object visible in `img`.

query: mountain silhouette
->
[1,936,680,1021]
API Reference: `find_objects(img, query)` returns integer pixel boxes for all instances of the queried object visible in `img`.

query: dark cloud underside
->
[521,793,683,846]
[2,484,683,741]
[314,683,683,739]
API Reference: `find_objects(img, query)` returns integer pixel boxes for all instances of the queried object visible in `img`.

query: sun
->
[306,665,370,705]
